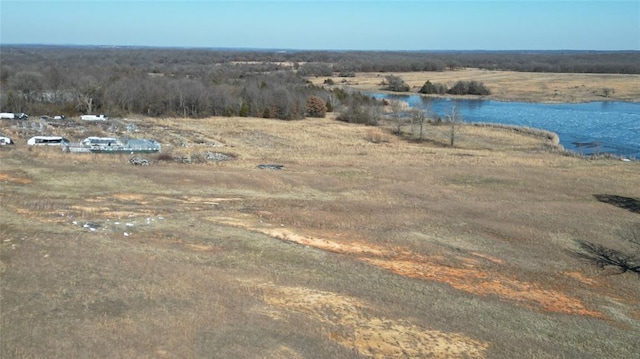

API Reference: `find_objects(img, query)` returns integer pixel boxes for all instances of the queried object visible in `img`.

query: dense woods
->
[1,46,638,118]
[0,47,333,119]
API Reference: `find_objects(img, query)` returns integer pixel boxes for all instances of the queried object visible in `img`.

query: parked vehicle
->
[0,136,14,145]
[80,114,108,121]
[0,112,29,120]
[27,136,70,146]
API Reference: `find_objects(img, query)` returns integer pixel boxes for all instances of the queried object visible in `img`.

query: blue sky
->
[1,1,638,50]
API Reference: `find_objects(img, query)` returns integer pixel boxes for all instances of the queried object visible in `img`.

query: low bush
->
[155,152,173,162]
[337,104,378,125]
[446,80,490,96]
[364,128,389,143]
[383,75,410,92]
[419,80,447,95]
[305,95,327,118]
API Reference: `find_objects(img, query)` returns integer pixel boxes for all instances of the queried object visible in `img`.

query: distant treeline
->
[1,46,638,118]
[0,46,335,119]
[292,50,640,74]
[3,46,638,74]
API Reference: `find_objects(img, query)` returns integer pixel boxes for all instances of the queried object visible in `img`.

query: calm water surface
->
[371,94,640,158]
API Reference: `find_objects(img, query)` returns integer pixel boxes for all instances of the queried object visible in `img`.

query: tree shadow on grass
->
[593,194,640,214]
[572,240,640,275]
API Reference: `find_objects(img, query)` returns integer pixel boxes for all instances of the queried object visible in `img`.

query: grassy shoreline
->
[311,68,640,103]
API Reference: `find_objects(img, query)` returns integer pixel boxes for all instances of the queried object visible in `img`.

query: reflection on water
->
[371,93,640,158]
[599,101,615,111]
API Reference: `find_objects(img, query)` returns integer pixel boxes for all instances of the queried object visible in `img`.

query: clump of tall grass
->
[364,128,389,143]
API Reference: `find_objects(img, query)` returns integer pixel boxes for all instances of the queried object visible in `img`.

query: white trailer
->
[0,112,29,120]
[27,136,70,146]
[80,114,108,121]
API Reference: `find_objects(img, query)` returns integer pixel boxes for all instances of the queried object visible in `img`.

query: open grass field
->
[1,113,639,358]
[311,68,640,103]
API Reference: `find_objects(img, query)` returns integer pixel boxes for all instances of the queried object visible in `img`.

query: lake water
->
[370,94,640,158]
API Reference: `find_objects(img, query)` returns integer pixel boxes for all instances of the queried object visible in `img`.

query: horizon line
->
[2,43,639,53]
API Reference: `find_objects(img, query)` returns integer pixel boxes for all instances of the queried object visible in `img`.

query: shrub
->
[155,152,173,162]
[239,101,249,117]
[325,99,333,113]
[419,80,446,94]
[446,80,490,95]
[364,128,388,143]
[305,95,327,118]
[337,102,378,125]
[384,75,410,92]
[419,80,436,94]
[262,108,272,118]
[331,88,348,102]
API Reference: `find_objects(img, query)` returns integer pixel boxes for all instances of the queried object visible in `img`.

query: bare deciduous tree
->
[11,71,44,104]
[445,106,463,147]
[410,108,428,141]
[74,75,101,114]
[389,100,408,134]
[44,65,66,104]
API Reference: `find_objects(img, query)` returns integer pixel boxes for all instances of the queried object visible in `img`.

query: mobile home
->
[80,114,108,121]
[27,136,70,146]
[0,112,29,120]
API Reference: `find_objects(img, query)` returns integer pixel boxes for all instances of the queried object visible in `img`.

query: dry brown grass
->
[1,115,639,358]
[312,68,640,103]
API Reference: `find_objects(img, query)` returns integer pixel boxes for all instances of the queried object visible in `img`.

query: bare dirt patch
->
[217,216,603,317]
[258,282,489,358]
[0,172,32,184]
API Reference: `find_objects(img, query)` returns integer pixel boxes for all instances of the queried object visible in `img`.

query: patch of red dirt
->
[219,216,603,318]
[562,271,598,286]
[0,172,32,184]
[364,258,602,317]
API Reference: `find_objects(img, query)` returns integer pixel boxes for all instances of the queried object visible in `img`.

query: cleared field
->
[1,115,639,358]
[311,68,640,103]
